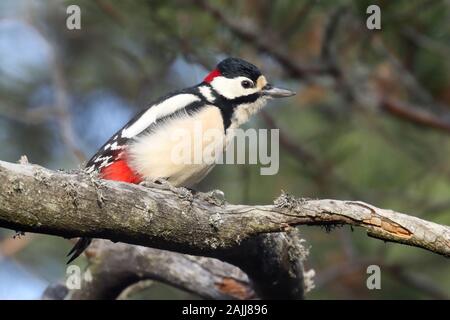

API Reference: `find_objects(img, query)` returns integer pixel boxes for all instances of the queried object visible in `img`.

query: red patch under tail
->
[100,159,142,184]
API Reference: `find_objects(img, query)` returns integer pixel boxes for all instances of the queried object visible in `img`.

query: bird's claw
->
[140,179,194,201]
[139,178,169,189]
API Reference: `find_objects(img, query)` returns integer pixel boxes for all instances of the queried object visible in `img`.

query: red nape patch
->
[203,69,221,83]
[100,159,142,184]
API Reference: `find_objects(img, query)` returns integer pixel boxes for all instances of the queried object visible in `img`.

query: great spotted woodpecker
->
[67,57,295,263]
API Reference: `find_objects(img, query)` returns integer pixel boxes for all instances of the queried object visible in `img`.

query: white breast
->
[127,106,225,187]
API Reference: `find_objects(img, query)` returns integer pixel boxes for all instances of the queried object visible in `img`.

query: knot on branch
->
[197,189,226,207]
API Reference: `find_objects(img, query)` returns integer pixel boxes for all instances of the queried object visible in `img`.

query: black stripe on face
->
[208,87,261,129]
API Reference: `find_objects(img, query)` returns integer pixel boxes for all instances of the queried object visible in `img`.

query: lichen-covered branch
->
[62,240,255,300]
[44,236,309,300]
[45,233,311,300]
[0,160,449,259]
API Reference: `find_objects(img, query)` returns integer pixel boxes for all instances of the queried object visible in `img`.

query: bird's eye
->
[241,80,253,88]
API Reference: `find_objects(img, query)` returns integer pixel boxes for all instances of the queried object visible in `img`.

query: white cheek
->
[210,76,258,99]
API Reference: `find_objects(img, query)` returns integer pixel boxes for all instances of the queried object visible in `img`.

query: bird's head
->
[202,57,295,128]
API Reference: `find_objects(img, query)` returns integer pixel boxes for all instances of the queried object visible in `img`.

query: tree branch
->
[62,240,255,300]
[46,233,311,300]
[43,236,309,300]
[0,160,448,258]
[380,97,450,134]
[225,231,310,299]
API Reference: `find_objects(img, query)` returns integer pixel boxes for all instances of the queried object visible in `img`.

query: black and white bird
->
[67,57,295,263]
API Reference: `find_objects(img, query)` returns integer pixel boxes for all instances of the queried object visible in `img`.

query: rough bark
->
[64,240,255,300]
[43,236,310,300]
[0,160,448,258]
[225,231,310,300]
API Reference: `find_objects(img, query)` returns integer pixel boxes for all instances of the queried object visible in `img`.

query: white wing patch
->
[121,94,201,138]
[110,141,122,150]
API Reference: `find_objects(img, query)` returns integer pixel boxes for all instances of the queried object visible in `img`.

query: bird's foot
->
[140,179,194,201]
[13,230,26,239]
[139,178,169,189]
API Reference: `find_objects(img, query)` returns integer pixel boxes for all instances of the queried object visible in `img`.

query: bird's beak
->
[262,84,296,98]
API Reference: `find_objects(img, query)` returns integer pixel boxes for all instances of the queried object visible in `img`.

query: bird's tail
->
[66,237,92,264]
